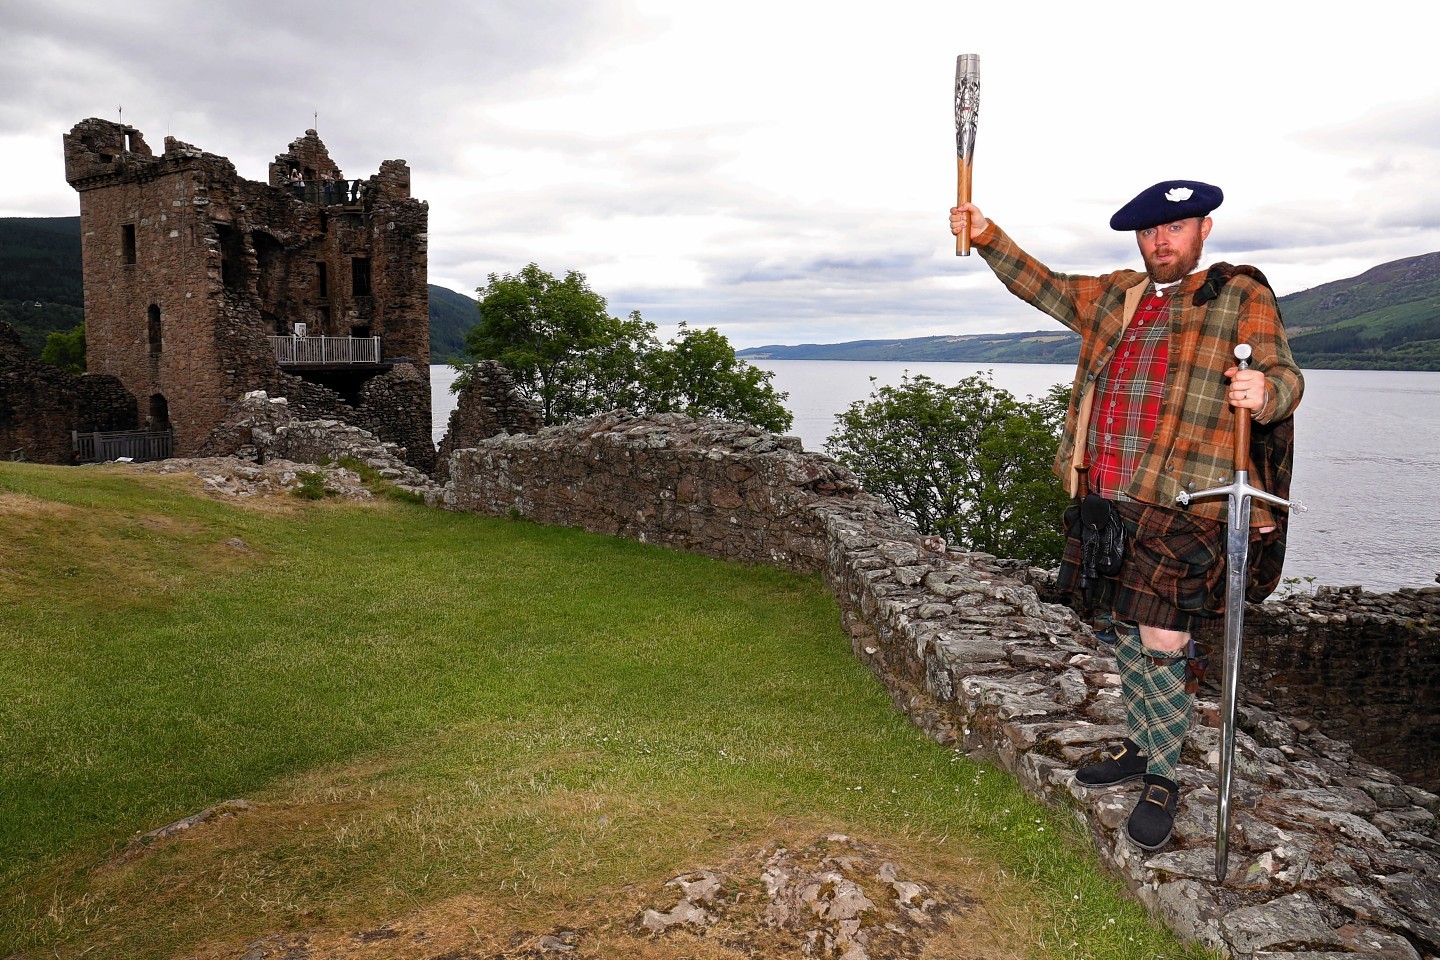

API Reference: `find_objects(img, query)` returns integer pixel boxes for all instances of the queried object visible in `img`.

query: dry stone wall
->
[444,411,867,571]
[1242,586,1439,794]
[442,410,1440,960]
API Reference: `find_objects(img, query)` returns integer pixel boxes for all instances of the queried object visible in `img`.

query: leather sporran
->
[1078,493,1125,585]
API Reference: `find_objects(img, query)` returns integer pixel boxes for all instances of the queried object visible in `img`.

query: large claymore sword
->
[1176,344,1297,883]
[954,54,980,256]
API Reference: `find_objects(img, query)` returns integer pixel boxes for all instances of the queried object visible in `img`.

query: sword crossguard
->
[1176,475,1294,513]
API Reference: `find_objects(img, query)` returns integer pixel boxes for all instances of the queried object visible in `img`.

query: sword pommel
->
[1233,343,1253,466]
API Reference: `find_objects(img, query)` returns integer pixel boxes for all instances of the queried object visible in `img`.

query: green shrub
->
[293,470,331,500]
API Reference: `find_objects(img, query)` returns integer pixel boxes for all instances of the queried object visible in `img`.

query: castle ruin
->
[61,118,433,471]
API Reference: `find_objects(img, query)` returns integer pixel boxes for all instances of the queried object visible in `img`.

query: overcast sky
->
[4,0,1438,348]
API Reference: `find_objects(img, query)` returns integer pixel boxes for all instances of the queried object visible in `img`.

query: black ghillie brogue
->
[1126,774,1179,851]
[1074,738,1147,787]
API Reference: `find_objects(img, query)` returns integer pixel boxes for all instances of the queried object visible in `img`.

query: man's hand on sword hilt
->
[1176,344,1302,513]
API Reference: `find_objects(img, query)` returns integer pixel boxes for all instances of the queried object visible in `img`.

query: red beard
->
[1144,243,1203,284]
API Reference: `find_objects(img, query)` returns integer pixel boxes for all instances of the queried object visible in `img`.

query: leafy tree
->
[644,322,793,433]
[826,373,1071,566]
[40,323,86,375]
[455,264,791,432]
[459,264,614,423]
[561,310,662,420]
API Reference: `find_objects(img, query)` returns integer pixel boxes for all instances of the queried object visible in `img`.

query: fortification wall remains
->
[444,411,868,570]
[432,360,543,486]
[443,409,1440,960]
[0,319,137,463]
[202,390,436,497]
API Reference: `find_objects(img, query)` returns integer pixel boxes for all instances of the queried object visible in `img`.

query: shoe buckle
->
[1143,784,1172,808]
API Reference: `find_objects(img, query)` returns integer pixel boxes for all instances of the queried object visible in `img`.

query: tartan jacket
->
[973,220,1303,528]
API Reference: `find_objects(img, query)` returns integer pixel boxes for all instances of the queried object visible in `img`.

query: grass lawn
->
[0,461,1212,959]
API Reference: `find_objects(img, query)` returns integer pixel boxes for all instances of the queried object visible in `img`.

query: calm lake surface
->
[431,361,1440,593]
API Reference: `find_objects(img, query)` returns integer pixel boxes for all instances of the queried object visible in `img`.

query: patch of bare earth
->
[171,830,1032,960]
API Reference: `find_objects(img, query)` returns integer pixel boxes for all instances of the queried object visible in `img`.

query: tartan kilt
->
[1058,499,1227,633]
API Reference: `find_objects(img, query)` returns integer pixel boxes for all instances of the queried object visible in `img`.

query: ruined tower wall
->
[62,118,432,470]
[65,124,239,452]
[364,160,429,367]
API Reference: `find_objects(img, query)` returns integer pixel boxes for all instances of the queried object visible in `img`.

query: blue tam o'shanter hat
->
[1110,180,1223,231]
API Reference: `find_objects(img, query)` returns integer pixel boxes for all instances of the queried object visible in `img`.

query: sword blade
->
[1215,474,1254,883]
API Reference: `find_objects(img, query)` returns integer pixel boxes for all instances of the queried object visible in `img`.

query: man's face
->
[1137,216,1212,284]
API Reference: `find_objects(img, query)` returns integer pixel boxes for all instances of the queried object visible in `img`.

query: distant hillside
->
[739,253,1440,370]
[1280,252,1440,369]
[739,331,1082,364]
[0,217,86,354]
[429,283,478,363]
[0,215,479,362]
[0,217,83,306]
[4,216,1436,369]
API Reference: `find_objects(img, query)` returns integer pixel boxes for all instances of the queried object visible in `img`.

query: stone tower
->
[62,119,433,471]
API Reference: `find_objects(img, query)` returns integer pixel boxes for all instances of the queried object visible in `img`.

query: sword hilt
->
[1176,344,1295,514]
[1233,343,1252,470]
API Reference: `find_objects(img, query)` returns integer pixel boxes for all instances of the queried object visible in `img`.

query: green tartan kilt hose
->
[1058,499,1230,633]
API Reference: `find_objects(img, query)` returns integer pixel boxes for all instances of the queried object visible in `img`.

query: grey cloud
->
[730,252,929,285]
[1,0,628,170]
[1299,95,1440,152]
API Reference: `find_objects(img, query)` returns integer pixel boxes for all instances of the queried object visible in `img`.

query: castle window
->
[147,305,162,355]
[351,257,371,296]
[122,224,137,265]
[316,261,328,299]
[148,394,170,432]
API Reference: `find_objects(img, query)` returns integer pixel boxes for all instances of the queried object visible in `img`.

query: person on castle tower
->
[949,181,1303,851]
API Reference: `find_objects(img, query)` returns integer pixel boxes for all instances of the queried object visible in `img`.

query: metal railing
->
[270,335,381,365]
[286,182,361,206]
[73,429,173,464]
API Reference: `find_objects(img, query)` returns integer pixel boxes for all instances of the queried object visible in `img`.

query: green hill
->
[1279,252,1440,369]
[428,282,478,363]
[0,217,86,355]
[0,217,83,306]
[739,331,1083,364]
